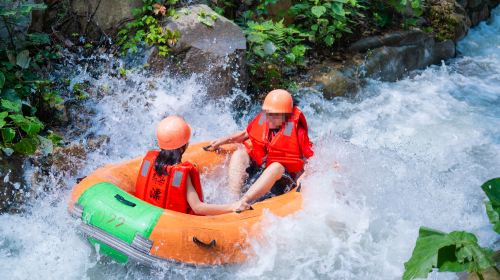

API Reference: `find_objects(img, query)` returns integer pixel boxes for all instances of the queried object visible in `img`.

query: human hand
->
[206,139,222,151]
[232,199,251,213]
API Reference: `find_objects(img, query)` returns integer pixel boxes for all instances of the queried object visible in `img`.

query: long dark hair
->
[154,144,188,176]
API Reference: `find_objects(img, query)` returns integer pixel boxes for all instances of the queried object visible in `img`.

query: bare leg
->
[241,162,285,203]
[228,148,250,195]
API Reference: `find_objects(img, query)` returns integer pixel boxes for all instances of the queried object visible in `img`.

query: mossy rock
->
[427,0,471,42]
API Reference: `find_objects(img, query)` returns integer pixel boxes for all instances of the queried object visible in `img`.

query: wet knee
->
[267,162,285,176]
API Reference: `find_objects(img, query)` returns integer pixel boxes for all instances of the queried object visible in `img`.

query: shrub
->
[1,2,64,156]
[117,0,180,57]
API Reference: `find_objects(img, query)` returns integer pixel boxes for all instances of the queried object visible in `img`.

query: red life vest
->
[244,106,308,173]
[135,151,204,214]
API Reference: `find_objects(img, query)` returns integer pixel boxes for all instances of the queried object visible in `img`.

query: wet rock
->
[305,30,455,99]
[70,0,142,40]
[147,4,247,98]
[361,37,455,81]
[428,0,471,42]
[350,30,431,53]
[468,3,491,25]
[0,155,27,213]
[304,61,361,99]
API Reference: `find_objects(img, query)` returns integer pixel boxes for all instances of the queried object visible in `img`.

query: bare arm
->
[209,130,249,149]
[186,175,248,215]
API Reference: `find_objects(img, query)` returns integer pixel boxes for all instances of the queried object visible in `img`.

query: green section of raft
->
[77,182,163,262]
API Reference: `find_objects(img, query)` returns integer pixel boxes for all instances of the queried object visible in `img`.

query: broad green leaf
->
[47,130,63,146]
[26,32,51,45]
[481,178,500,233]
[402,227,494,280]
[16,50,31,69]
[285,53,296,64]
[331,3,346,16]
[263,40,277,55]
[0,119,5,128]
[2,128,15,143]
[0,71,5,90]
[291,44,307,57]
[311,6,326,18]
[0,111,7,119]
[21,116,44,136]
[324,35,334,46]
[1,99,22,112]
[37,135,53,156]
[13,137,39,155]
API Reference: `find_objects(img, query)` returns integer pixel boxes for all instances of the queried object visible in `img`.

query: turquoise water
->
[1,6,499,280]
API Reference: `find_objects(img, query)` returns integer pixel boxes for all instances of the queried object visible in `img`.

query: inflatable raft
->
[69,142,302,265]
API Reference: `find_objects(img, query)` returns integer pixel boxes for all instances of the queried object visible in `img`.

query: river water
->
[1,7,499,280]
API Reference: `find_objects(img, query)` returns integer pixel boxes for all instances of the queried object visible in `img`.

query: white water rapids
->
[1,7,500,280]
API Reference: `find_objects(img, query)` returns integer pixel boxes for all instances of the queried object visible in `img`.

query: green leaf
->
[16,50,31,69]
[331,3,346,16]
[263,40,277,55]
[37,135,53,156]
[324,35,334,46]
[26,32,51,45]
[481,178,500,233]
[285,53,296,64]
[2,128,15,143]
[0,71,5,90]
[1,99,22,113]
[21,116,43,136]
[13,137,39,155]
[402,227,495,280]
[311,6,326,18]
[47,130,63,146]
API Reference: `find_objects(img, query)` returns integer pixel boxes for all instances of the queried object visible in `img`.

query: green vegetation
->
[117,0,180,57]
[209,0,425,92]
[403,178,500,280]
[1,2,63,156]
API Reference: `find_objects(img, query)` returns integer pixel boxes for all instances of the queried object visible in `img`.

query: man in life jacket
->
[209,89,314,210]
[136,116,248,215]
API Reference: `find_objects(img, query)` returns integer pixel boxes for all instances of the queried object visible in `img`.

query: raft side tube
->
[77,182,163,262]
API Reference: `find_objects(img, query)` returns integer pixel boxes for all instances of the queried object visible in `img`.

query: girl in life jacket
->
[207,89,314,212]
[135,116,249,215]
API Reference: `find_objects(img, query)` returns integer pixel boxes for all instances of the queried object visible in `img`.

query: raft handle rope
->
[192,237,216,249]
[114,194,137,207]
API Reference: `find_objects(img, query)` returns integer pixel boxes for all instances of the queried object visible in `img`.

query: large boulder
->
[69,0,142,40]
[304,30,456,99]
[148,4,247,98]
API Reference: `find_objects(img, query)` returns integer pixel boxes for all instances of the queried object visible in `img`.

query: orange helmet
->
[262,89,293,113]
[156,116,191,150]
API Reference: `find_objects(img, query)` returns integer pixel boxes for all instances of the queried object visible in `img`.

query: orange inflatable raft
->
[69,142,303,265]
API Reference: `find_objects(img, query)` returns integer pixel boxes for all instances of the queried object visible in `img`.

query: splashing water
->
[1,7,500,280]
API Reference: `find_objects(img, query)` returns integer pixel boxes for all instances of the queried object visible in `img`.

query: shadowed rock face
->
[147,5,247,98]
[70,0,143,39]
[305,31,455,99]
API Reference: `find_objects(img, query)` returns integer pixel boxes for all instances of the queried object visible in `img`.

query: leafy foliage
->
[117,0,180,57]
[289,0,363,47]
[403,227,495,280]
[481,178,500,234]
[0,2,63,156]
[369,0,424,28]
[244,19,308,90]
